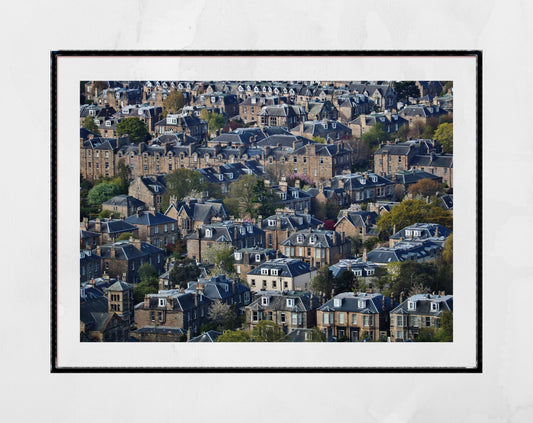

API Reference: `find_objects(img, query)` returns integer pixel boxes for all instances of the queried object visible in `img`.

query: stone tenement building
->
[80,131,354,186]
[373,139,453,187]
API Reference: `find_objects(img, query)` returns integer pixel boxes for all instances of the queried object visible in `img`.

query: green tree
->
[116,232,138,241]
[250,321,287,342]
[333,270,356,295]
[203,244,235,275]
[162,168,209,211]
[434,311,453,342]
[363,237,379,252]
[97,209,120,219]
[415,327,437,342]
[350,235,363,256]
[361,122,389,150]
[393,81,421,102]
[376,199,452,237]
[168,259,201,289]
[162,90,186,116]
[408,178,443,198]
[82,115,99,133]
[223,174,258,218]
[200,109,226,137]
[441,233,453,265]
[116,158,132,194]
[116,117,149,144]
[306,327,327,342]
[216,329,251,342]
[87,182,121,206]
[250,179,280,219]
[312,136,325,144]
[311,266,335,301]
[139,263,158,284]
[208,301,240,331]
[132,265,159,303]
[434,122,453,153]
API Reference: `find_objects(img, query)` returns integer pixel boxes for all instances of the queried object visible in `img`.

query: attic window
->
[218,174,224,181]
[261,296,270,306]
[430,302,439,312]
[261,268,269,275]
[296,234,304,244]
[234,252,242,260]
[271,268,278,276]
[333,298,342,307]
[240,226,246,235]
[158,298,167,307]
[268,219,276,227]
[359,178,366,185]
[255,254,261,262]
[205,228,212,238]
[286,298,295,307]
[105,120,112,127]
[358,299,366,308]
[408,301,416,311]
[371,176,377,182]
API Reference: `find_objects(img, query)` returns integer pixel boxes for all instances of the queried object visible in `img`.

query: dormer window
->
[261,296,270,306]
[234,252,242,260]
[268,219,276,227]
[405,230,412,237]
[286,298,295,307]
[408,300,416,311]
[371,175,377,182]
[105,120,112,127]
[359,178,366,185]
[334,298,342,307]
[292,191,299,198]
[255,254,261,262]
[89,109,95,117]
[218,174,224,181]
[358,299,366,308]
[158,298,167,307]
[205,228,212,238]
[309,236,317,244]
[211,96,216,103]
[296,234,304,244]
[240,226,246,235]
[261,268,269,276]
[430,302,439,312]
[271,268,278,276]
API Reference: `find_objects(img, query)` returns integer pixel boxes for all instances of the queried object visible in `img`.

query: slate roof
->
[390,223,452,242]
[187,221,265,243]
[143,290,212,311]
[440,194,453,210]
[261,213,322,231]
[248,290,319,312]
[247,258,314,278]
[280,229,344,248]
[393,170,442,185]
[125,211,177,227]
[318,292,394,313]
[186,275,250,299]
[106,280,133,292]
[134,326,186,335]
[80,230,101,240]
[102,195,145,209]
[390,294,453,316]
[335,211,378,230]
[410,154,453,168]
[86,219,138,235]
[329,259,377,278]
[188,330,222,342]
[366,239,443,264]
[80,296,110,332]
[332,172,395,190]
[99,240,164,260]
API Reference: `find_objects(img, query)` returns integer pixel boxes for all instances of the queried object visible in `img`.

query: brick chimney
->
[95,218,102,232]
[362,248,367,263]
[279,177,288,193]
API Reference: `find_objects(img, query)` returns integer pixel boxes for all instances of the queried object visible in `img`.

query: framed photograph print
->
[52,51,481,372]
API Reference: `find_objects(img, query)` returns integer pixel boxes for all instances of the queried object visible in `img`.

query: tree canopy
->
[116,117,149,144]
[133,264,159,304]
[168,259,202,289]
[203,244,235,275]
[200,110,226,136]
[87,182,121,206]
[434,122,453,153]
[216,329,251,342]
[208,301,240,331]
[162,90,186,116]
[162,168,209,211]
[361,122,389,150]
[376,199,453,236]
[82,115,99,133]
[223,174,279,219]
[408,178,443,198]
[393,81,421,102]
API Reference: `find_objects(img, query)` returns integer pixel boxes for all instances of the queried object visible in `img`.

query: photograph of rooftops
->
[79,80,453,343]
